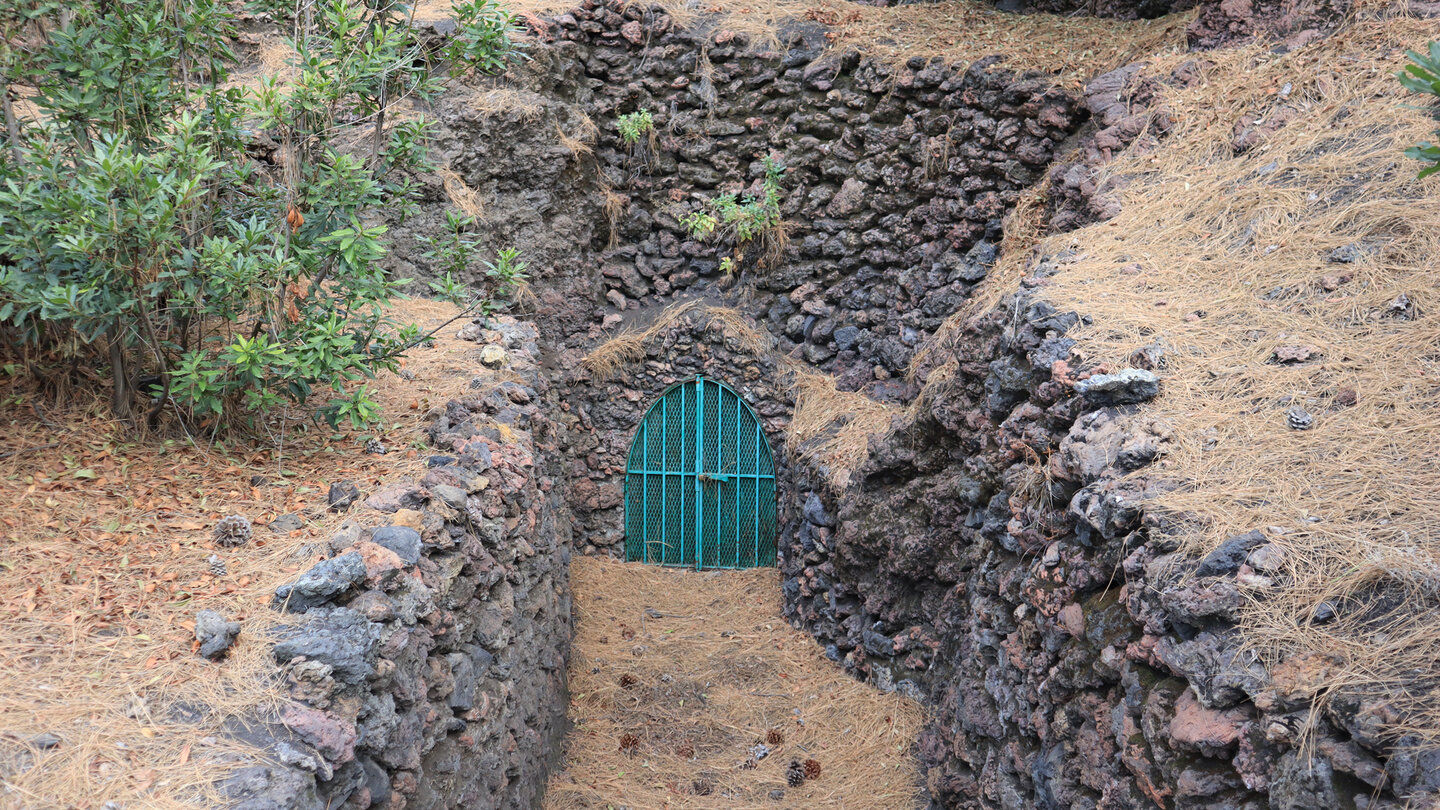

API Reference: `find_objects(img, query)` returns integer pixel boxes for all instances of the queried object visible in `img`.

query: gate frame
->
[622,374,777,569]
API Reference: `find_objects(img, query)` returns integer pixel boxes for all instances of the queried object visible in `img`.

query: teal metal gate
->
[624,376,777,569]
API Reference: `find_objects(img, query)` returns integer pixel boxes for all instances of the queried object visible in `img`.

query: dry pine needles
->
[544,556,923,809]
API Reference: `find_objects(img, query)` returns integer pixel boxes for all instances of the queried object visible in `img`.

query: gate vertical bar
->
[753,417,760,565]
[733,394,740,568]
[679,382,687,566]
[695,376,704,570]
[641,420,648,564]
[658,399,666,566]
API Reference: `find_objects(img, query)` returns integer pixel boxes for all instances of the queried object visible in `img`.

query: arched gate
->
[623,376,777,569]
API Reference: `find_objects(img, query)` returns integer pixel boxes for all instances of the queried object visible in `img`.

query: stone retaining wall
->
[778,260,1428,809]
[223,318,573,810]
[554,305,796,553]
[548,0,1084,391]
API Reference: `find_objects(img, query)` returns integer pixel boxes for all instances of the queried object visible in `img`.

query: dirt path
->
[545,557,923,809]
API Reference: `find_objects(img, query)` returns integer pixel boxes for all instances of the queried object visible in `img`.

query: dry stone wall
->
[358,7,1412,810]
[223,319,573,810]
[549,1,1084,392]
[778,245,1429,809]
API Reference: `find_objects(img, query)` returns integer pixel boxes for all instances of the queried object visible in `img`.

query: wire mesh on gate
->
[623,376,777,569]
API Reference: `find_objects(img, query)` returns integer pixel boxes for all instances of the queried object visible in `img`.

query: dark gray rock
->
[803,493,835,527]
[1155,630,1268,708]
[273,553,366,613]
[368,526,422,565]
[220,763,323,810]
[1327,243,1367,264]
[327,481,361,511]
[269,513,305,534]
[1269,750,1340,810]
[195,609,242,660]
[1195,529,1266,577]
[30,732,61,749]
[862,628,894,657]
[1074,368,1161,404]
[272,608,382,686]
[833,325,862,352]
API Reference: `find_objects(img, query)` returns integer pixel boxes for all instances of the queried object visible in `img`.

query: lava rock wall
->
[779,275,1421,808]
[224,320,573,810]
[461,1,1090,550]
[543,0,1084,391]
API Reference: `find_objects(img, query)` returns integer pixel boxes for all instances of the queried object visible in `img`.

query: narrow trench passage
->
[543,557,923,808]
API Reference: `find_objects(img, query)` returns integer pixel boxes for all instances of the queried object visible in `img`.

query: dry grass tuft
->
[0,299,489,806]
[582,301,772,380]
[788,368,893,489]
[798,0,1191,80]
[601,186,628,249]
[556,114,600,160]
[544,556,923,809]
[463,87,546,119]
[439,165,486,220]
[1007,17,1440,746]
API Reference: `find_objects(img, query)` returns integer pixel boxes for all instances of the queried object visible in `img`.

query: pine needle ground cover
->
[0,299,479,807]
[546,556,923,809]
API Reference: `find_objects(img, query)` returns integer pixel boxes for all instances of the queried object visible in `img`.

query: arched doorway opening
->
[623,375,777,568]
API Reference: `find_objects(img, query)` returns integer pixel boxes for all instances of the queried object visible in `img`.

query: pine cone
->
[1286,407,1314,431]
[212,515,253,548]
[365,438,387,455]
[619,733,640,755]
[786,759,805,788]
[618,673,638,689]
[803,759,822,781]
[207,554,227,577]
[765,728,785,746]
[677,742,695,760]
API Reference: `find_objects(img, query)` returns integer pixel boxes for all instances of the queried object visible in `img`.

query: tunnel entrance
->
[623,375,777,569]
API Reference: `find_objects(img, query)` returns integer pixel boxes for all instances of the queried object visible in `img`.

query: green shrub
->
[617,109,655,147]
[1399,42,1440,179]
[0,0,520,432]
[444,0,527,77]
[420,213,528,311]
[680,210,718,240]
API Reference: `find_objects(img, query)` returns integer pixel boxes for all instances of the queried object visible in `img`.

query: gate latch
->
[697,473,733,484]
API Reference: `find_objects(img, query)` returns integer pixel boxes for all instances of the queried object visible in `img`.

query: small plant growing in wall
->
[1399,42,1440,178]
[483,246,530,302]
[421,211,481,285]
[617,109,655,147]
[680,210,718,240]
[418,214,528,312]
[684,157,789,272]
[616,109,658,171]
